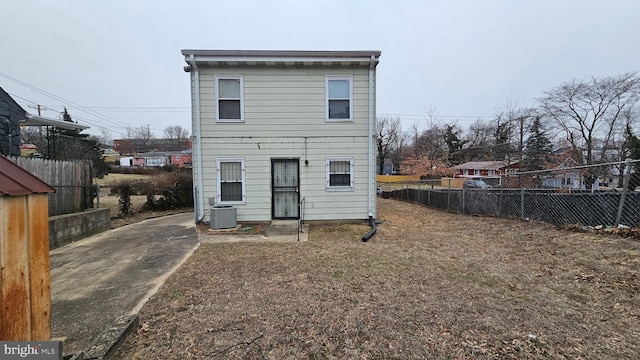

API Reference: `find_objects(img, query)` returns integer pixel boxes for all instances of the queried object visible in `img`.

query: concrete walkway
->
[50,213,199,358]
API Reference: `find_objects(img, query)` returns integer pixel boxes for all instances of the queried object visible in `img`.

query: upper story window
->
[215,75,244,122]
[325,75,353,122]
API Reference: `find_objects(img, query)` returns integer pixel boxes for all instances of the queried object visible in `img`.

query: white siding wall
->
[193,66,375,222]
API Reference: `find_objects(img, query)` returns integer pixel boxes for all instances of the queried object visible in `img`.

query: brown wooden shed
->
[0,155,55,340]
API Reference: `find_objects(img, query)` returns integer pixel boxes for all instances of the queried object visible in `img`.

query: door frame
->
[271,158,300,219]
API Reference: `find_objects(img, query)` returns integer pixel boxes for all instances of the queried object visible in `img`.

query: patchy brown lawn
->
[113,198,640,359]
[97,194,193,229]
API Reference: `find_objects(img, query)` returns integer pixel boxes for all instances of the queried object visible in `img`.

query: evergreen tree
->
[492,118,512,161]
[44,108,110,177]
[523,116,552,171]
[624,125,640,190]
[444,124,466,163]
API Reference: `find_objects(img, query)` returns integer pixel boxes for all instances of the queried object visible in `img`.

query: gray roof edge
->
[181,49,381,59]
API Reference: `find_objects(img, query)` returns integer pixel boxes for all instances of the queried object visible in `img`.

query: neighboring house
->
[113,138,192,155]
[1,86,89,157]
[182,49,381,223]
[541,157,585,190]
[120,156,134,167]
[0,86,27,156]
[452,161,520,178]
[376,158,394,175]
[171,152,192,168]
[452,161,520,187]
[131,152,168,167]
[122,151,192,168]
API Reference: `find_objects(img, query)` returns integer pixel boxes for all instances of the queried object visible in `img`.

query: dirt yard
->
[113,198,640,359]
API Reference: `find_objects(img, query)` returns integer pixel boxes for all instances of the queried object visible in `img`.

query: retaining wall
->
[49,208,111,249]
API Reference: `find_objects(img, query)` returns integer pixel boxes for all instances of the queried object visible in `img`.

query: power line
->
[9,91,129,137]
[0,72,136,130]
[3,75,178,137]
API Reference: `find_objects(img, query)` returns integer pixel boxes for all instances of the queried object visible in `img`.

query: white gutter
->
[368,55,376,218]
[189,54,205,223]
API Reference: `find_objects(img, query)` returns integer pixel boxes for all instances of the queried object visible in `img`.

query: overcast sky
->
[1,0,639,139]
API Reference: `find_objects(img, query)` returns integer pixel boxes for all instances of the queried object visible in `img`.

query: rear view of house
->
[182,50,381,224]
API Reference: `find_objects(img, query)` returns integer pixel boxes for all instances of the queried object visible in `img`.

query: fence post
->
[499,174,504,216]
[614,159,632,227]
[462,187,466,214]
[447,178,451,211]
[520,187,525,219]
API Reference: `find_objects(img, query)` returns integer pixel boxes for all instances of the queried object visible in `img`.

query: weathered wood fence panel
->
[7,157,94,216]
[0,194,51,340]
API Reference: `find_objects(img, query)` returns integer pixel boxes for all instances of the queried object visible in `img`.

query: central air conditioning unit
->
[210,205,237,229]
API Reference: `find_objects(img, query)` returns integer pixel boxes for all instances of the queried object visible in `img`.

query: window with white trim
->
[325,75,353,121]
[215,75,244,122]
[326,157,354,190]
[216,158,246,203]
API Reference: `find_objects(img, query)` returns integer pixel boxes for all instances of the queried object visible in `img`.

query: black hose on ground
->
[361,215,376,242]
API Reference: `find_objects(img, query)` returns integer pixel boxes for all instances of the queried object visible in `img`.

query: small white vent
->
[210,205,237,229]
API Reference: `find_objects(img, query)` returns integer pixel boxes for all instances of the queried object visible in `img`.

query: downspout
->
[363,54,377,242]
[189,54,205,223]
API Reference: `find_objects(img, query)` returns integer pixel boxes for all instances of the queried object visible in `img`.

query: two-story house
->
[182,50,381,224]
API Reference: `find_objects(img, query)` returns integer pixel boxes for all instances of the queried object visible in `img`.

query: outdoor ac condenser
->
[210,205,237,229]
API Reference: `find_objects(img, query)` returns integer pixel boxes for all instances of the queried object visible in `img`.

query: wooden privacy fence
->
[8,157,94,216]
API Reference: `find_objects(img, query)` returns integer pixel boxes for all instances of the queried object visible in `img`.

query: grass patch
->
[114,198,640,359]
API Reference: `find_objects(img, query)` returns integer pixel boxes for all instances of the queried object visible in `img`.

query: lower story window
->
[217,158,246,203]
[326,157,354,191]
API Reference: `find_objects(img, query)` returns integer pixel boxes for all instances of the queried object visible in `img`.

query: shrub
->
[140,171,193,211]
[113,182,134,217]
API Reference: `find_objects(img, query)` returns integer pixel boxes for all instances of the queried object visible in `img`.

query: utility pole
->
[28,104,49,116]
[28,104,49,137]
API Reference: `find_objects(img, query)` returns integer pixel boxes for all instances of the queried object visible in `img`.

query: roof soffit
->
[182,50,381,67]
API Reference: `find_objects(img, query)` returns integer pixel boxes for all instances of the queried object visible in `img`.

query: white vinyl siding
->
[325,75,353,121]
[326,157,355,191]
[196,68,371,137]
[214,75,244,122]
[216,158,246,204]
[200,137,369,221]
[192,65,375,222]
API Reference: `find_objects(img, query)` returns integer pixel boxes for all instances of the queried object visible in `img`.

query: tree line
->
[377,71,640,187]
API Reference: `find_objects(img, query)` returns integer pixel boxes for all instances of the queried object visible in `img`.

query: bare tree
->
[465,119,494,151]
[98,128,113,147]
[376,115,402,175]
[538,72,640,165]
[20,126,46,151]
[498,97,538,166]
[134,124,155,152]
[164,125,190,150]
[415,106,447,161]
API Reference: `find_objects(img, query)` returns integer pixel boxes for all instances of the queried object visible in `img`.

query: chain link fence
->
[382,159,640,228]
